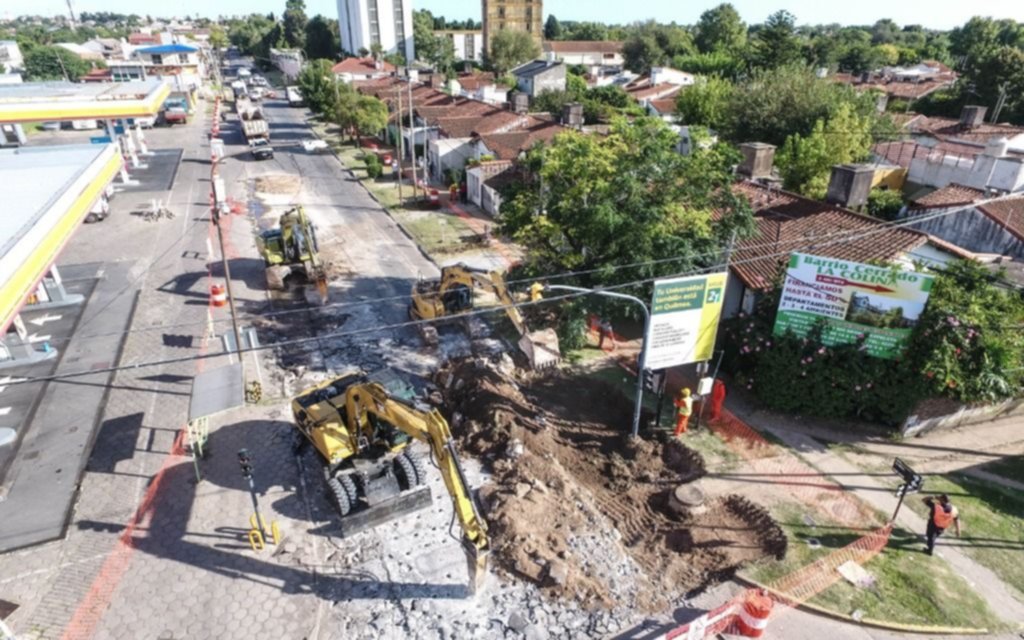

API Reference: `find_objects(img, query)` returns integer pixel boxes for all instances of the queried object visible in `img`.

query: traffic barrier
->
[210,284,227,307]
[429,188,439,207]
[735,589,773,637]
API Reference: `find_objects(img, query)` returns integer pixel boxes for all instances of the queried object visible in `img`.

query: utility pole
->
[408,74,419,201]
[396,84,404,202]
[213,204,244,361]
[65,0,77,30]
[545,285,651,438]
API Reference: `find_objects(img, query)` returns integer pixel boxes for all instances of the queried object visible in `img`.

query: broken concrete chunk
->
[545,560,569,588]
[507,611,529,633]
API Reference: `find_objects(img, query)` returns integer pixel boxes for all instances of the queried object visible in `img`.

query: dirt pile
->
[435,357,784,612]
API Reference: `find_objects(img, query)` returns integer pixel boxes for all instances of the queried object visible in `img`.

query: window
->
[368,0,381,46]
[151,54,163,64]
[393,0,406,47]
[464,34,475,60]
[498,7,505,19]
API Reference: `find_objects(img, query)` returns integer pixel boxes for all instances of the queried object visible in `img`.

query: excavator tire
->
[326,476,352,516]
[403,450,428,487]
[393,453,417,491]
[338,473,359,507]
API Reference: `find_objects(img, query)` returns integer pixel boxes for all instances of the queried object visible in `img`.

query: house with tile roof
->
[332,57,396,83]
[449,72,511,105]
[723,181,971,317]
[900,185,1024,259]
[541,41,624,68]
[511,60,566,98]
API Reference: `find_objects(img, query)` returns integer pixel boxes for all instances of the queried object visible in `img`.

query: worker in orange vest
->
[673,388,693,436]
[923,494,961,555]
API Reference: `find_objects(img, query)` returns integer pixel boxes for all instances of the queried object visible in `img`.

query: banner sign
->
[646,273,727,369]
[774,253,935,359]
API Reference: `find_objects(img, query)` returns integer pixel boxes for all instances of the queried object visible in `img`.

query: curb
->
[735,573,990,635]
[305,120,439,270]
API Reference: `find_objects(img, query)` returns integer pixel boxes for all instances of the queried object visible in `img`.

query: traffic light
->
[643,369,664,393]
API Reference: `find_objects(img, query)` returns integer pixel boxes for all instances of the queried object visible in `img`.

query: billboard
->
[773,253,935,359]
[645,273,727,370]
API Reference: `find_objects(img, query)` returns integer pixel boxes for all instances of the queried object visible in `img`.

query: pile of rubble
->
[435,357,786,614]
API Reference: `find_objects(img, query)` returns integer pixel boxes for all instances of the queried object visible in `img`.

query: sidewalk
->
[763,423,1024,626]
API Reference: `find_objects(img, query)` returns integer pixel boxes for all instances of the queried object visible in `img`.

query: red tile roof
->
[730,181,951,290]
[331,57,396,75]
[627,82,681,101]
[913,115,1024,145]
[978,198,1024,242]
[456,72,496,91]
[542,41,624,54]
[911,184,987,209]
[128,33,161,45]
[870,138,1024,169]
[435,109,531,138]
[475,122,566,159]
[416,99,498,126]
[648,98,677,115]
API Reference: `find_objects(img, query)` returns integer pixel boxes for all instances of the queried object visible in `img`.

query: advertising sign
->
[645,273,727,370]
[774,253,935,359]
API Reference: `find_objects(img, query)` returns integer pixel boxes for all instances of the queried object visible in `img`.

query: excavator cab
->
[257,206,328,303]
[291,374,490,592]
[409,264,561,369]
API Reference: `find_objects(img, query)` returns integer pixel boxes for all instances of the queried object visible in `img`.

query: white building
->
[337,0,414,63]
[0,41,24,74]
[435,30,484,63]
[133,43,206,92]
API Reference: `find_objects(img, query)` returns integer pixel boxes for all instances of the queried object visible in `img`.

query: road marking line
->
[28,313,62,327]
[0,407,10,416]
[0,377,27,393]
[28,334,51,344]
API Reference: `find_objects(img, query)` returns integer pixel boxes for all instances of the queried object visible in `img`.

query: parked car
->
[40,121,61,131]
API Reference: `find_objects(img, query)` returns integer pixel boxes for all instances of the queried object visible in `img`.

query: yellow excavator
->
[409,263,561,369]
[257,206,328,304]
[291,373,489,590]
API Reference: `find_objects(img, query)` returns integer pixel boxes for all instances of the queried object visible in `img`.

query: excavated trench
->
[435,356,786,612]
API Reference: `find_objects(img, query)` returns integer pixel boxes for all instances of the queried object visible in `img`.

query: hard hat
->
[680,388,691,397]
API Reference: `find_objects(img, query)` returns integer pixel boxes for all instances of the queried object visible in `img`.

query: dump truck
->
[409,264,561,369]
[256,206,327,302]
[234,96,263,121]
[291,373,489,590]
[241,119,274,160]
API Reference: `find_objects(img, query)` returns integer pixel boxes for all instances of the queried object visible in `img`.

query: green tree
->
[23,45,94,81]
[305,15,339,60]
[209,26,229,50]
[283,0,308,50]
[333,84,388,142]
[297,58,338,116]
[776,103,875,197]
[949,16,1001,60]
[623,21,696,74]
[675,75,736,129]
[623,34,665,74]
[499,117,752,291]
[672,51,744,78]
[866,189,904,220]
[413,11,455,73]
[544,15,562,41]
[722,65,878,146]
[486,30,540,74]
[751,10,802,69]
[563,21,608,41]
[695,3,747,54]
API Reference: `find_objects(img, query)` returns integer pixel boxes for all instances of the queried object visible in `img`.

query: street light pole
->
[545,285,651,438]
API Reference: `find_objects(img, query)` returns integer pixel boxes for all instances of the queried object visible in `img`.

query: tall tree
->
[675,75,736,129]
[623,21,696,74]
[499,117,752,290]
[776,103,875,197]
[695,4,747,54]
[487,30,540,74]
[208,25,229,50]
[304,15,339,60]
[23,45,93,81]
[544,15,562,41]
[297,58,338,116]
[283,0,308,50]
[751,10,802,69]
[949,16,1000,60]
[413,9,455,70]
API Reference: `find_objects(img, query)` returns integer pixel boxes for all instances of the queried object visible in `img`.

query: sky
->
[3,0,1023,31]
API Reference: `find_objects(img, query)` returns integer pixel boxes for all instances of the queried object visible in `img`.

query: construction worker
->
[673,388,693,436]
[709,379,727,421]
[923,494,961,555]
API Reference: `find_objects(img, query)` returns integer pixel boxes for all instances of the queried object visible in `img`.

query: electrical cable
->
[5,203,1001,388]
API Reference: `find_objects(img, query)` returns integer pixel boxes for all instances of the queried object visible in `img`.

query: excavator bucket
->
[265,265,291,290]
[313,268,329,305]
[518,328,561,370]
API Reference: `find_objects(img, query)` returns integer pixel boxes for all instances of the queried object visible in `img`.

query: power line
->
[57,191,1015,346]
[6,202,1001,388]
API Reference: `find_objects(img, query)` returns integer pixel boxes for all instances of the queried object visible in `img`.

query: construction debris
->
[435,357,786,612]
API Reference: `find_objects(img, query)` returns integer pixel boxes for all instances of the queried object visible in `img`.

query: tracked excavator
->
[291,374,490,590]
[257,206,328,304]
[409,263,561,369]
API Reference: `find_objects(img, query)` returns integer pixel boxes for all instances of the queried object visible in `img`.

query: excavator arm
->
[439,264,529,336]
[345,382,490,590]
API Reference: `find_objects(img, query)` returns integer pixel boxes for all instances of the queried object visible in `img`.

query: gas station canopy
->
[0,79,170,123]
[0,143,122,333]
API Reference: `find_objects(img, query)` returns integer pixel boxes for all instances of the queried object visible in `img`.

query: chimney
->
[738,143,776,179]
[545,50,556,63]
[510,91,529,115]
[875,93,889,113]
[562,102,583,129]
[825,164,875,209]
[959,105,987,130]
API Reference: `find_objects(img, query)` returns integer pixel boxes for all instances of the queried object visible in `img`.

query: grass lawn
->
[745,504,1001,629]
[905,473,1024,600]
[977,454,1024,486]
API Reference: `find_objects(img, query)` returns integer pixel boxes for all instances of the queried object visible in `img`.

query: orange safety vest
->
[933,504,958,529]
[674,396,693,417]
